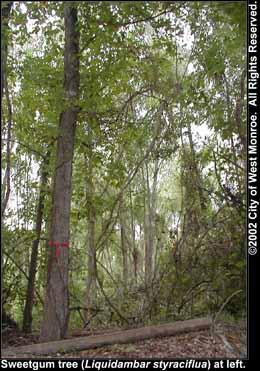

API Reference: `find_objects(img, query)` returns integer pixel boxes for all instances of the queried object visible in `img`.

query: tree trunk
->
[1,2,13,325]
[187,122,206,212]
[84,144,97,323]
[142,165,152,288]
[84,205,96,325]
[2,317,211,357]
[1,77,12,218]
[119,202,128,288]
[1,2,13,218]
[129,187,138,283]
[1,1,12,109]
[143,160,159,288]
[40,3,80,342]
[23,153,50,333]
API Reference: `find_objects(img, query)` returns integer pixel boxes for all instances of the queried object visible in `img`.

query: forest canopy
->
[1,1,246,344]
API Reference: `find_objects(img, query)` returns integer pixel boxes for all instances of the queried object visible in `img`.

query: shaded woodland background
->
[1,1,246,343]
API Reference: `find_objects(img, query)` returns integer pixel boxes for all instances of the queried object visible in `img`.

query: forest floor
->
[2,321,246,359]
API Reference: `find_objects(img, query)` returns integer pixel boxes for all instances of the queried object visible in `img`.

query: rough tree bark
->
[40,3,80,342]
[23,152,50,333]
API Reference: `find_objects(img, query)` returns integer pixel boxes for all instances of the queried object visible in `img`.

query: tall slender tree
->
[23,152,50,333]
[1,1,13,218]
[40,2,80,341]
[84,129,97,324]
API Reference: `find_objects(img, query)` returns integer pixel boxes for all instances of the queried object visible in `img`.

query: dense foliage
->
[1,1,246,334]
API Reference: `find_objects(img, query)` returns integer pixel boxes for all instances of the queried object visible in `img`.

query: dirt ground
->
[1,322,246,359]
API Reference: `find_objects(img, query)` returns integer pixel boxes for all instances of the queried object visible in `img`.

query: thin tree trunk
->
[1,78,12,218]
[85,205,96,322]
[84,144,97,323]
[143,164,153,288]
[1,1,12,214]
[23,152,50,333]
[40,3,80,342]
[1,1,12,109]
[129,187,138,283]
[1,2,13,323]
[187,122,205,212]
[144,160,159,287]
[119,200,128,287]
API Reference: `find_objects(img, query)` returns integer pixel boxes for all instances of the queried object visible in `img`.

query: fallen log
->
[1,317,211,358]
